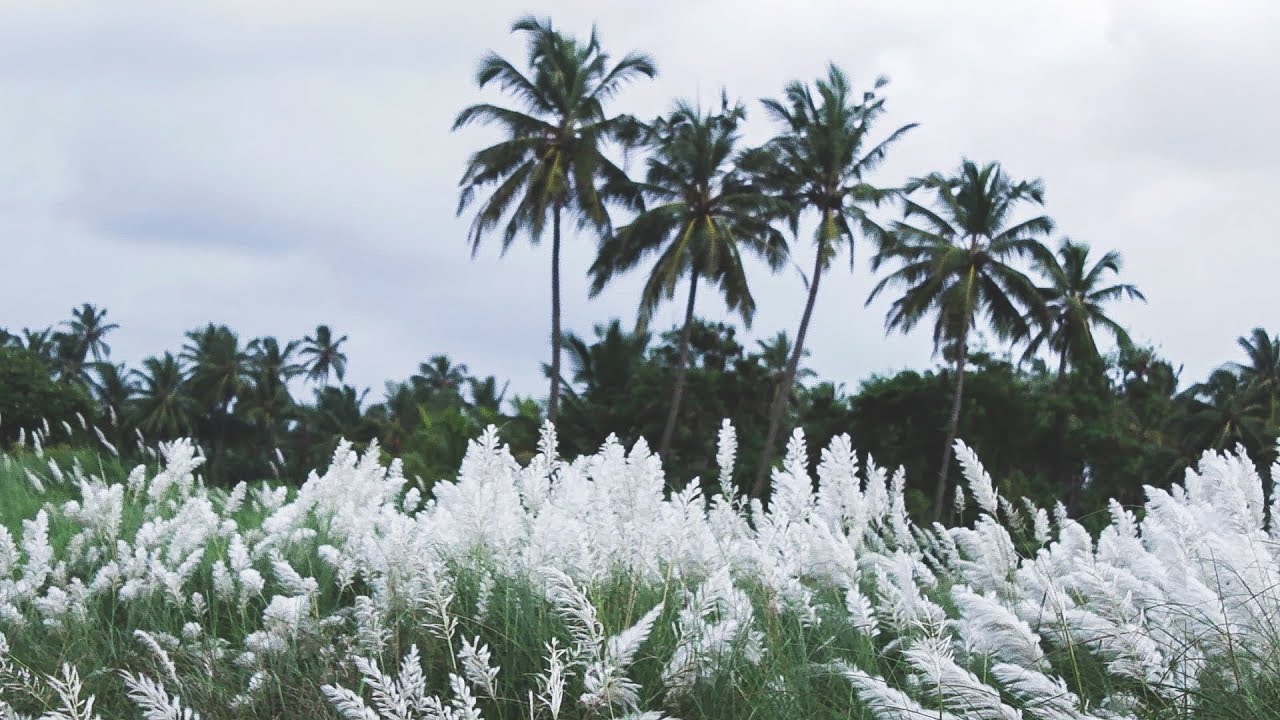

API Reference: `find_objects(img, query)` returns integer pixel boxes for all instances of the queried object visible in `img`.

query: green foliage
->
[0,346,96,449]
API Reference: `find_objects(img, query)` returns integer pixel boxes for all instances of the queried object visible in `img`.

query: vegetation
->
[1,420,1278,719]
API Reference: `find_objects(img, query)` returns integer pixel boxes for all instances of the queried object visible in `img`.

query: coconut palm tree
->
[90,362,136,436]
[182,324,250,477]
[63,303,119,366]
[454,15,655,423]
[1230,327,1280,424]
[411,355,471,406]
[131,353,196,439]
[300,325,348,385]
[1022,239,1145,382]
[868,159,1053,522]
[743,64,916,498]
[242,337,303,452]
[1181,368,1270,454]
[589,98,788,456]
[19,328,58,366]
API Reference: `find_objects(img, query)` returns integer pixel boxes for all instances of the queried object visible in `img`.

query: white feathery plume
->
[715,419,738,501]
[120,671,202,720]
[839,664,959,720]
[904,636,1021,720]
[459,635,500,701]
[954,439,999,517]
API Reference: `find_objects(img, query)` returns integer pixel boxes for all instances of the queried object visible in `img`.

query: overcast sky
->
[1,1,1277,403]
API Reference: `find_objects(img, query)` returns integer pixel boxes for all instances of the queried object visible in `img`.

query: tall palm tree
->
[868,160,1053,521]
[1230,327,1280,424]
[589,98,788,456]
[1023,239,1145,382]
[454,15,656,423]
[743,64,916,498]
[131,353,196,439]
[63,303,119,366]
[300,325,348,385]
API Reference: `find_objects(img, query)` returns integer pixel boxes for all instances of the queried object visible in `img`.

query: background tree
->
[300,324,348,385]
[131,353,195,441]
[1231,327,1280,425]
[0,346,96,448]
[589,98,787,456]
[454,15,655,423]
[868,159,1053,521]
[181,324,250,481]
[1024,238,1145,382]
[743,64,916,499]
[63,303,119,368]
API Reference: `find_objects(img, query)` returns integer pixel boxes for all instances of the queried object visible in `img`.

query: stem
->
[658,272,699,458]
[548,206,563,424]
[932,330,967,523]
[752,244,825,499]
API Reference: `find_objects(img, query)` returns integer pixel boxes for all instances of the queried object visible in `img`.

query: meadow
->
[1,420,1278,720]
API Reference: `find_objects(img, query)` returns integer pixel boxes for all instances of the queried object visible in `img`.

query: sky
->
[1,0,1277,403]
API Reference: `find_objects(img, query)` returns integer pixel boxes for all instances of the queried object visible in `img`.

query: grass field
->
[1,424,1279,719]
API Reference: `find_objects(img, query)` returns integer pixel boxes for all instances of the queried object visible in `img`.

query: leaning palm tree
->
[1022,238,1146,382]
[454,15,655,423]
[300,325,348,385]
[589,98,788,457]
[63,303,119,366]
[868,160,1053,522]
[1229,327,1280,424]
[743,64,916,498]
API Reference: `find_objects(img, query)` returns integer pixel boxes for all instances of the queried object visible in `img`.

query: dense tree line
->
[2,306,1279,526]
[1,16,1273,522]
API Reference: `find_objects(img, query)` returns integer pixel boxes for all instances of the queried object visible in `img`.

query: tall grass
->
[1,425,1278,719]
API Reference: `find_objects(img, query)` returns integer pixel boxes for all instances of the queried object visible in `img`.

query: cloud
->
[0,0,1276,403]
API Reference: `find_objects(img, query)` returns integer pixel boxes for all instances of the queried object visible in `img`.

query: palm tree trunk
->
[658,272,699,458]
[932,331,968,523]
[752,248,825,500]
[1054,347,1077,512]
[548,205,563,425]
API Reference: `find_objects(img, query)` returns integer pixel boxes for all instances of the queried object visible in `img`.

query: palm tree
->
[19,328,58,366]
[589,98,788,456]
[1230,327,1280,424]
[243,337,303,451]
[411,355,471,405]
[1181,368,1270,454]
[454,15,656,423]
[468,375,510,414]
[131,353,196,439]
[743,64,916,498]
[63,303,119,366]
[182,324,250,476]
[1023,239,1145,382]
[90,362,136,434]
[868,160,1053,522]
[300,325,348,385]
